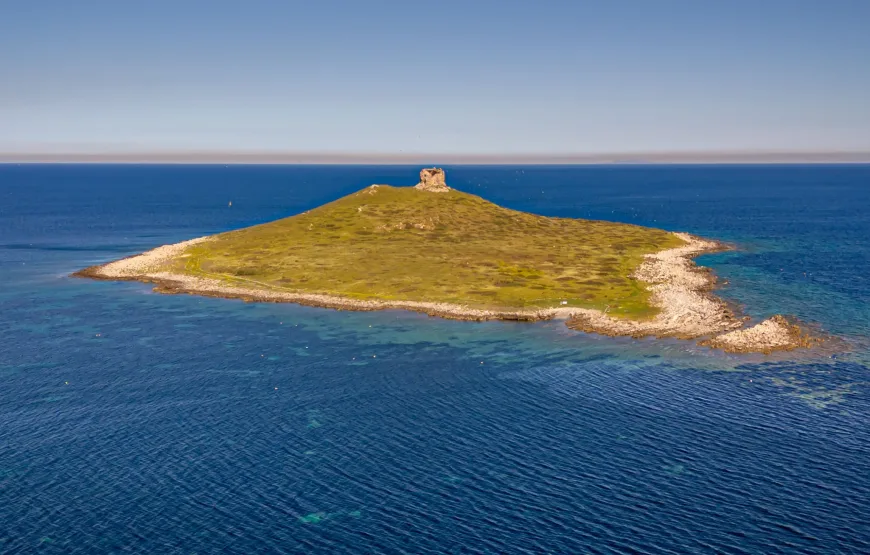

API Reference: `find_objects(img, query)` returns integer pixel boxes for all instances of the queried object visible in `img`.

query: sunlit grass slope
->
[175,185,684,317]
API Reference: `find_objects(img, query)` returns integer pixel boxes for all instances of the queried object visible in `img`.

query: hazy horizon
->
[3,1,869,156]
[2,149,870,165]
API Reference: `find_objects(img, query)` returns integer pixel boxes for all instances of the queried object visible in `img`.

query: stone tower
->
[414,168,449,192]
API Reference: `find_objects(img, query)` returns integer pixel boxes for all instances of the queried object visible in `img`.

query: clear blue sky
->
[2,0,869,155]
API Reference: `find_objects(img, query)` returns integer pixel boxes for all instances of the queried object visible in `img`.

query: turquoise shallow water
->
[1,164,869,553]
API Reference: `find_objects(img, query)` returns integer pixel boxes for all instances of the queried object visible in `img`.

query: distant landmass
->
[74,168,821,353]
[4,150,870,164]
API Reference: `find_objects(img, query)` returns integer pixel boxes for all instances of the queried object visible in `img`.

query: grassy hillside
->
[171,185,684,318]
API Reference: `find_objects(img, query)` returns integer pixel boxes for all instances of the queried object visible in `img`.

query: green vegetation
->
[174,185,684,318]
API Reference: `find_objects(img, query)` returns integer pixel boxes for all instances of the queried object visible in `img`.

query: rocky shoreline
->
[73,233,819,354]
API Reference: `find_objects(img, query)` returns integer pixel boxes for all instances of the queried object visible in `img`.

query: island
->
[74,168,818,354]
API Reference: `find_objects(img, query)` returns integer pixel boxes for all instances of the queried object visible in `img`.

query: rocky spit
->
[700,315,821,354]
[74,231,818,354]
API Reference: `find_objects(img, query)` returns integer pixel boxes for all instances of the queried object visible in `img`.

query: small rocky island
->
[75,168,817,354]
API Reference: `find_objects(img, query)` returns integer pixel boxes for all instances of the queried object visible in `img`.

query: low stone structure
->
[415,168,449,192]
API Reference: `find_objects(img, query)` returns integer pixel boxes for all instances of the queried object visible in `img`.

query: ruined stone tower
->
[414,168,449,192]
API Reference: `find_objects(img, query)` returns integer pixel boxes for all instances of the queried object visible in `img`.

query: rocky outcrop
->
[415,168,449,192]
[700,315,821,354]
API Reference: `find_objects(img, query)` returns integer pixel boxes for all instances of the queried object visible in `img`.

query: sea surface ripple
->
[1,164,868,553]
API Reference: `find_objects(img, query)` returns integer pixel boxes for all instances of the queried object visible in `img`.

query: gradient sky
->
[2,0,869,155]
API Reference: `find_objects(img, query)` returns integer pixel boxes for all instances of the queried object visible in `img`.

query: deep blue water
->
[1,164,869,554]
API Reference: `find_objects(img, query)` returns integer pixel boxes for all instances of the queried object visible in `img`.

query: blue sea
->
[1,164,869,554]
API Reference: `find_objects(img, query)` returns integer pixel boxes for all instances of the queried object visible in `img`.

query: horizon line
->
[2,150,870,165]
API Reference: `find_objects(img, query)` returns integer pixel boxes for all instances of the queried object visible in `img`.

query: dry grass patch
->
[170,185,684,317]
